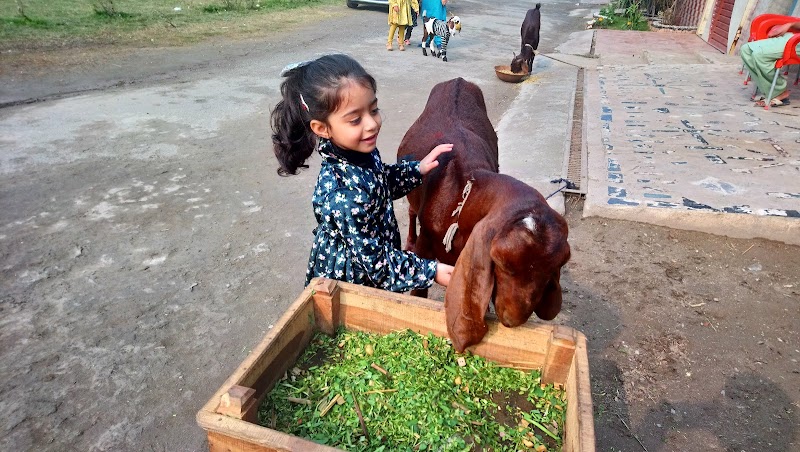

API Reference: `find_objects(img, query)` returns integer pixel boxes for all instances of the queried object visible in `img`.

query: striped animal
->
[421,12,461,62]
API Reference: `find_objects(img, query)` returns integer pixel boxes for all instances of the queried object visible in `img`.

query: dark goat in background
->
[511,3,541,73]
[397,78,570,353]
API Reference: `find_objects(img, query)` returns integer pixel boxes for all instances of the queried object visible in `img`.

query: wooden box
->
[196,278,595,451]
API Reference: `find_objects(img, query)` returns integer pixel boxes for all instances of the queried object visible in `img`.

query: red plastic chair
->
[765,32,800,109]
[741,14,786,77]
[742,15,800,102]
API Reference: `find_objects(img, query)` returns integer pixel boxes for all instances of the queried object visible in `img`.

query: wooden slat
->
[197,286,317,432]
[335,284,561,370]
[564,331,595,452]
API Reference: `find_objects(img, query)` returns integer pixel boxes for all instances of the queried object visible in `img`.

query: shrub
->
[595,0,649,31]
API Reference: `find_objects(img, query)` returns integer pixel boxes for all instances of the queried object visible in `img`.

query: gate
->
[709,0,736,52]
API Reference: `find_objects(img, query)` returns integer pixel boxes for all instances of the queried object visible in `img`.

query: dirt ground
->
[1,3,798,452]
[560,197,799,451]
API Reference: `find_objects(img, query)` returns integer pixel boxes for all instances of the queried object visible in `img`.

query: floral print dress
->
[305,139,437,292]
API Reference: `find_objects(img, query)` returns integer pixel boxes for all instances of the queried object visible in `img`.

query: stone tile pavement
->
[583,30,800,245]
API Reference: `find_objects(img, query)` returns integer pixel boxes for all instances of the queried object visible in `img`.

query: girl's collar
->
[318,139,376,169]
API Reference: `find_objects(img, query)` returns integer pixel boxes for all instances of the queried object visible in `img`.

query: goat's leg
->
[422,31,431,56]
[441,35,449,62]
[408,229,435,298]
[405,207,419,253]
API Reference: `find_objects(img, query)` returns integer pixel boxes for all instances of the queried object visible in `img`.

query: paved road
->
[0,1,593,450]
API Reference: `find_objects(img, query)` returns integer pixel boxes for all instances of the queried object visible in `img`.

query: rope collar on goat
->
[442,178,474,252]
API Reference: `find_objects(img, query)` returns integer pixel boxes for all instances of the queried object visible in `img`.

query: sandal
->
[755,98,790,107]
[386,43,393,51]
[399,44,405,51]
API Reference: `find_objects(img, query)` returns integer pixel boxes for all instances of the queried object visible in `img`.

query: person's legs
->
[405,10,416,44]
[745,34,792,102]
[398,26,406,50]
[388,23,398,50]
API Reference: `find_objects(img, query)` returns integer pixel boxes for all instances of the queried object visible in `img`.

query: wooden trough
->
[196,278,595,451]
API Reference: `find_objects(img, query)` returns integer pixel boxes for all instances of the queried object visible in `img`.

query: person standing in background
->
[388,0,413,51]
[420,0,447,48]
[404,0,420,47]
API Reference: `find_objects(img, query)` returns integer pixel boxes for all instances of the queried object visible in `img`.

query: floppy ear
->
[534,270,563,320]
[445,219,495,353]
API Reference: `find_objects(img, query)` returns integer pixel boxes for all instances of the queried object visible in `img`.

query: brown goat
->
[397,78,570,353]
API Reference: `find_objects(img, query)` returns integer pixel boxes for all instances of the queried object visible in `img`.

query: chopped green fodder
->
[259,328,565,451]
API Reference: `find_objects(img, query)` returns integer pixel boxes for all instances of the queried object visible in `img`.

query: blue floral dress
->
[306,139,437,292]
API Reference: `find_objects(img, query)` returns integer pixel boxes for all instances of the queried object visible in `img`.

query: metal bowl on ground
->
[494,65,530,83]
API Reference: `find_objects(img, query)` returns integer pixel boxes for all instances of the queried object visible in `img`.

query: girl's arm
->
[323,186,438,292]
[384,144,453,200]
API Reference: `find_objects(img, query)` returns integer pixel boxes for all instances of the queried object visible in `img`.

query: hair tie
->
[280,60,312,76]
[299,94,310,112]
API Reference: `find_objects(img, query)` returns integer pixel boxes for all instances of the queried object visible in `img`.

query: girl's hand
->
[435,262,454,287]
[419,143,453,175]
[393,5,399,12]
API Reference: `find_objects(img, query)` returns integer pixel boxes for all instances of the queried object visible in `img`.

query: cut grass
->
[259,328,566,451]
[0,0,340,51]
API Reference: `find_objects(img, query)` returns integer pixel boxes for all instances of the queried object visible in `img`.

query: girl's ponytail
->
[271,69,316,176]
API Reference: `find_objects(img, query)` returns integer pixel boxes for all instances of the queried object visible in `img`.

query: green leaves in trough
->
[259,328,566,451]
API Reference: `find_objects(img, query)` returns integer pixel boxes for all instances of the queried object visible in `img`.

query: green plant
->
[0,0,338,51]
[91,0,118,17]
[624,1,644,29]
[594,0,649,31]
[259,328,567,451]
[203,0,261,13]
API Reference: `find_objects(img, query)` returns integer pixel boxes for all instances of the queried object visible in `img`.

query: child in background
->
[271,54,455,292]
[388,0,413,51]
[404,0,420,47]
[420,0,447,48]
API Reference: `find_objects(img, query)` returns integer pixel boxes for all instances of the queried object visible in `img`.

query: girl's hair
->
[271,54,377,176]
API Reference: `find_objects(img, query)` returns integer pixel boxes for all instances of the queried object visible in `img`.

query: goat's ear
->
[534,270,563,320]
[445,219,495,353]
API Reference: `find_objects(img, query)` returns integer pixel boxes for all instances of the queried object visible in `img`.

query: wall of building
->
[697,0,800,54]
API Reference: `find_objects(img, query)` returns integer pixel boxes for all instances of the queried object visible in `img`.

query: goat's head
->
[448,16,462,33]
[445,206,570,353]
[510,53,527,74]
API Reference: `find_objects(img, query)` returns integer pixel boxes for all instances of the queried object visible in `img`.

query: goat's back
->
[521,4,541,50]
[398,77,497,174]
[398,78,498,227]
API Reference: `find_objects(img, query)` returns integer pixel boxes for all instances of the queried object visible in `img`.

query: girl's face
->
[311,81,382,154]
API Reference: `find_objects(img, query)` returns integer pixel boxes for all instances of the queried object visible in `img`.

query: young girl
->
[271,54,454,292]
[388,0,413,51]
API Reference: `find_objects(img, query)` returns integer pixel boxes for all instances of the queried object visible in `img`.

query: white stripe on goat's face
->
[522,215,536,232]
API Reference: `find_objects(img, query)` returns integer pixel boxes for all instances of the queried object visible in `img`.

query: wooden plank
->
[564,331,595,452]
[311,277,341,335]
[334,283,558,369]
[198,285,317,431]
[542,325,578,385]
[206,421,340,452]
[217,385,258,423]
